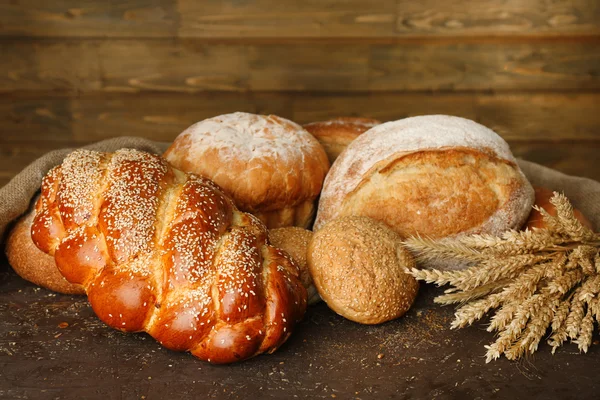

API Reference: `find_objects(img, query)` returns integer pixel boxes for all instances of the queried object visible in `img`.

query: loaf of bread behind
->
[314,115,535,244]
[28,148,307,363]
[303,117,381,164]
[525,187,594,230]
[268,227,321,305]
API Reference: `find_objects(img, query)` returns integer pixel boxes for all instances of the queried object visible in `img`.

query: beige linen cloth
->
[0,136,598,246]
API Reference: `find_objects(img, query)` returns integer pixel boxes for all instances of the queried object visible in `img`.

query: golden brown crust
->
[30,148,307,364]
[314,116,535,248]
[525,186,594,230]
[6,209,84,295]
[303,117,380,163]
[268,227,321,305]
[307,216,419,325]
[163,112,330,229]
[334,149,531,239]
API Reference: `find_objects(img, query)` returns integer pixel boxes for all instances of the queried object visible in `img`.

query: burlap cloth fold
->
[0,136,598,246]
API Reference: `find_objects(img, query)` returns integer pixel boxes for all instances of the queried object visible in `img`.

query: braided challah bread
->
[30,148,307,364]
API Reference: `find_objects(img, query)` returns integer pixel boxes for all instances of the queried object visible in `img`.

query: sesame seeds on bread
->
[26,148,308,364]
[308,216,419,325]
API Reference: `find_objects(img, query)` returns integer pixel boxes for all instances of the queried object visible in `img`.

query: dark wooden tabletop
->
[0,140,599,400]
[1,249,599,400]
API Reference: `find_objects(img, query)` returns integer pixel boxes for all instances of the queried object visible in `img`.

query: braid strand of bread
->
[30,149,307,364]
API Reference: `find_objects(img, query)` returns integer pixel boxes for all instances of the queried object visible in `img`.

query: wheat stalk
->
[484,294,546,362]
[433,279,509,305]
[405,192,599,361]
[575,309,594,353]
[406,254,549,291]
[550,192,596,241]
[505,295,559,360]
[486,260,553,332]
[403,234,485,262]
[548,297,572,354]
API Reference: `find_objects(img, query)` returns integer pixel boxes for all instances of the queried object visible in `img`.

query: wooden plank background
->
[2,1,599,38]
[1,0,599,187]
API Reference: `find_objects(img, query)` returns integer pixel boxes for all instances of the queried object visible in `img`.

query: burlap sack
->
[0,137,598,246]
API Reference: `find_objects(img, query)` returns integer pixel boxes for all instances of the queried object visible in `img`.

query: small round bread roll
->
[314,115,535,248]
[6,209,84,295]
[525,187,594,231]
[164,112,330,229]
[303,117,381,164]
[268,227,321,305]
[308,216,419,324]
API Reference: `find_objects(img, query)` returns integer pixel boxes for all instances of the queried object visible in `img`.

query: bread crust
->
[164,112,330,229]
[6,209,84,295]
[303,117,380,163]
[314,115,535,241]
[307,216,418,324]
[268,227,321,305]
[29,148,307,364]
[525,186,594,230]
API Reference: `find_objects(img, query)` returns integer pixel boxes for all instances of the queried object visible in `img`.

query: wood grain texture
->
[1,1,599,38]
[1,92,599,144]
[1,39,599,93]
[180,0,600,38]
[1,274,599,399]
[0,95,72,142]
[0,0,177,38]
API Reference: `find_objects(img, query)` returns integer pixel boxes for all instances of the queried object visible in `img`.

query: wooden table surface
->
[1,257,599,400]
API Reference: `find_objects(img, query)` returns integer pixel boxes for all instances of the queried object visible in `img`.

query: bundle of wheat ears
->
[405,193,600,362]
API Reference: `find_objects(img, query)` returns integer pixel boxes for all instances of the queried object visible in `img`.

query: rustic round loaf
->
[308,216,418,324]
[303,117,381,164]
[6,208,84,295]
[268,227,321,305]
[314,115,535,241]
[164,112,330,229]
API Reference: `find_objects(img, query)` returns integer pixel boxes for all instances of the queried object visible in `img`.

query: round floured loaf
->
[314,115,535,250]
[164,112,330,229]
[303,117,381,164]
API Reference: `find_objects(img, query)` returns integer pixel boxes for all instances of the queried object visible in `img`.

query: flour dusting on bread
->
[320,115,518,222]
[164,112,330,228]
[173,112,315,164]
